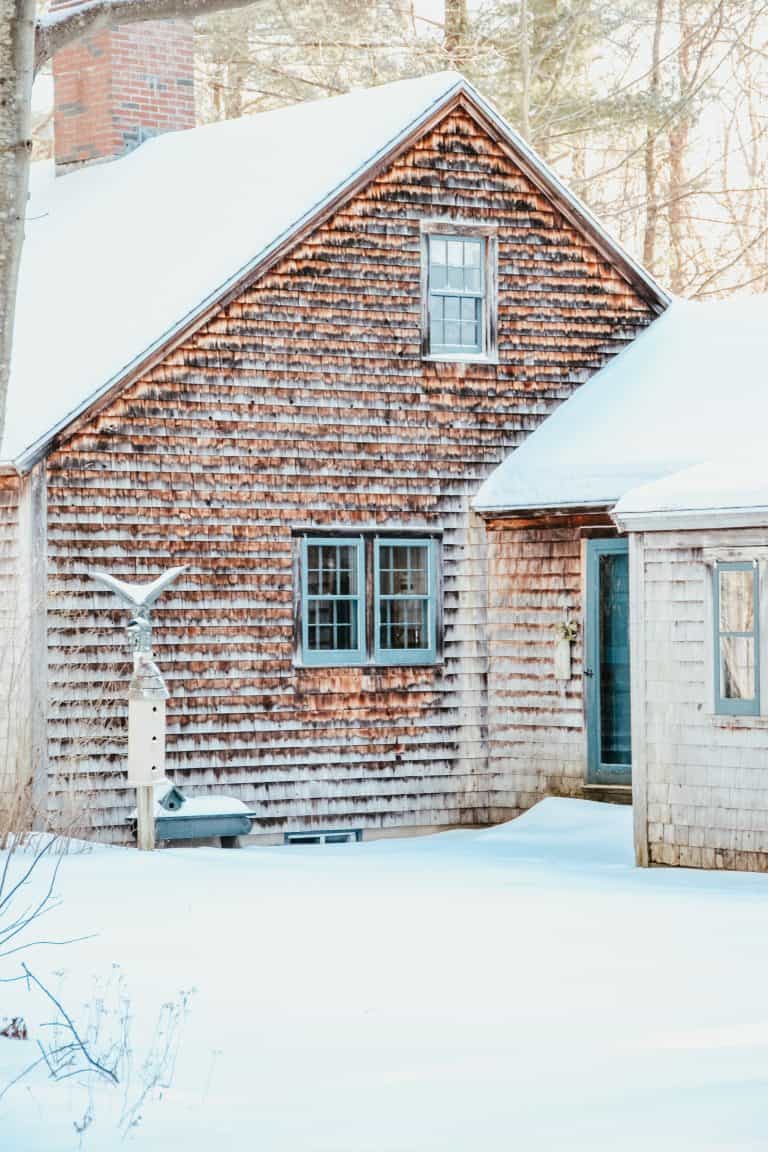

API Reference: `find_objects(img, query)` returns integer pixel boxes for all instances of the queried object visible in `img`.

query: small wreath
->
[553,620,579,642]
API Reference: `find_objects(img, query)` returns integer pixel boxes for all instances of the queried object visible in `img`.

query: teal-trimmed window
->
[427,234,484,355]
[374,538,437,665]
[714,561,759,716]
[300,537,365,666]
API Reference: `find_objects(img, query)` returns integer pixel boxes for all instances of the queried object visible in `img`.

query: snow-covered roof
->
[5,70,667,467]
[473,295,768,516]
[613,453,768,527]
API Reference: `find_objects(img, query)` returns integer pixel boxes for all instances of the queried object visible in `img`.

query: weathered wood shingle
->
[43,106,654,840]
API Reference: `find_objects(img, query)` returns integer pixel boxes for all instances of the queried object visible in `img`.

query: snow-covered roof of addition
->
[5,70,667,467]
[613,453,768,528]
[474,295,768,516]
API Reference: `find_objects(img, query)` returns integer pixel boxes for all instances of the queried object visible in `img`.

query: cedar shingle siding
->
[43,105,654,840]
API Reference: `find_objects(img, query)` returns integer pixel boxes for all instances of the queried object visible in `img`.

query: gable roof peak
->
[7,71,667,468]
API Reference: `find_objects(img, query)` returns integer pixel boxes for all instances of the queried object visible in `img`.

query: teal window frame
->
[300,536,366,667]
[713,560,760,716]
[373,537,437,666]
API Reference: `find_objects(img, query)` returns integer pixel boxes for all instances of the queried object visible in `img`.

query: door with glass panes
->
[585,538,632,785]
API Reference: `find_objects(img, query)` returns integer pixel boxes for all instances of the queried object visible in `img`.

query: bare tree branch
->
[34,0,265,74]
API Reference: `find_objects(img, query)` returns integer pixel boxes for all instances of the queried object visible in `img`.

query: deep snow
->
[3,798,768,1150]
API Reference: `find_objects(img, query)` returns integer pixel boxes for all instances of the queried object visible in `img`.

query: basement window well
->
[284,830,363,846]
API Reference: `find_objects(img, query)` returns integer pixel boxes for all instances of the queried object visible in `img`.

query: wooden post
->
[136,783,156,851]
[127,654,168,852]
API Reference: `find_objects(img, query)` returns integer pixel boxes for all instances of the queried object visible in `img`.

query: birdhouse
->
[157,783,186,812]
[127,655,169,787]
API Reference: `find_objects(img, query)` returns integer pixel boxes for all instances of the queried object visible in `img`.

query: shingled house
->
[476,296,768,872]
[0,32,671,844]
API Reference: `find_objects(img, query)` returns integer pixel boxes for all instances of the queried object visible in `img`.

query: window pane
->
[460,297,476,320]
[307,543,357,596]
[720,635,756,700]
[431,264,447,290]
[379,544,428,595]
[444,320,460,345]
[317,625,334,650]
[430,317,444,347]
[379,598,428,650]
[461,322,478,347]
[464,240,481,265]
[306,596,359,652]
[447,239,463,266]
[446,265,463,289]
[464,266,481,291]
[430,237,446,265]
[443,296,460,321]
[719,568,754,632]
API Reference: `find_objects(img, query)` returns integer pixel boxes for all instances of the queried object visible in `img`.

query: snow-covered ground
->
[3,798,768,1150]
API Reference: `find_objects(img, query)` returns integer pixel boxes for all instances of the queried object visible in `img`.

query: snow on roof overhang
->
[8,73,670,472]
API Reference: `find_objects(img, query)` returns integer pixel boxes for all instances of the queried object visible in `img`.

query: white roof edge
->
[473,496,614,515]
[613,505,768,533]
[9,74,670,471]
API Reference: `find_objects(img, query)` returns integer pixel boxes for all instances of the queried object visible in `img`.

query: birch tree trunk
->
[0,0,36,457]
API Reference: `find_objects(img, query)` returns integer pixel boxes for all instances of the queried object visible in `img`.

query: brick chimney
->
[51,8,195,172]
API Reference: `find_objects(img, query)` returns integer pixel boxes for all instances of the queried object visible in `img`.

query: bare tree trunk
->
[519,0,531,142]
[667,0,690,292]
[0,0,36,454]
[643,0,665,273]
[443,0,468,68]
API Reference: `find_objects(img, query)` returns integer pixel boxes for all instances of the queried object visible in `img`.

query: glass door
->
[585,539,631,785]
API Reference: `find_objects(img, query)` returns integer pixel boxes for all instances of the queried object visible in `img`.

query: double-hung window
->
[714,561,760,715]
[300,537,366,666]
[297,534,439,667]
[422,224,497,362]
[374,539,437,665]
[429,235,484,354]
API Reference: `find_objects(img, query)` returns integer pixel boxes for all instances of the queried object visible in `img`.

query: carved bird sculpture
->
[89,566,188,612]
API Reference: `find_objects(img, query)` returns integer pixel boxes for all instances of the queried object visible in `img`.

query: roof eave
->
[613,505,768,533]
[474,498,614,519]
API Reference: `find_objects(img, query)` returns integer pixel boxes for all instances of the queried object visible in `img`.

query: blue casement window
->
[300,537,366,666]
[297,534,440,667]
[714,561,760,715]
[373,539,437,665]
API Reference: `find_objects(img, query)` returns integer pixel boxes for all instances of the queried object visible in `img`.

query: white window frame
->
[420,220,498,364]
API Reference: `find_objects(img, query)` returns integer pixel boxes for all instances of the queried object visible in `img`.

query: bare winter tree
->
[0,0,264,454]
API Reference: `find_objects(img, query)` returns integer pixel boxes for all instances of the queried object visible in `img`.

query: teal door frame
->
[585,538,632,785]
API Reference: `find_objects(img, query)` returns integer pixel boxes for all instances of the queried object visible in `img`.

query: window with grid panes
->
[427,234,484,355]
[300,537,365,665]
[373,539,437,665]
[714,561,760,715]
